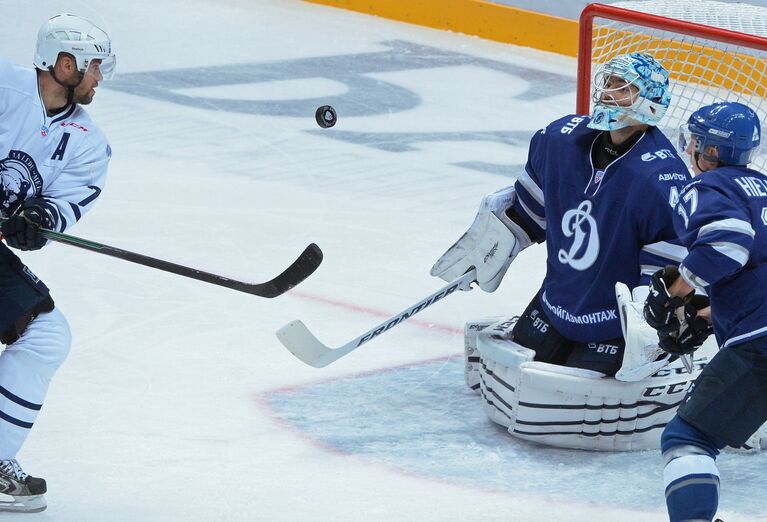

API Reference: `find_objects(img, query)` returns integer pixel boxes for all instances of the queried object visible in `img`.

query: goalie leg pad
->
[463,317,505,392]
[475,317,534,429]
[476,327,705,451]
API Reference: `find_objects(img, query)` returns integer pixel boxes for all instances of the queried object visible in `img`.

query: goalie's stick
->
[0,219,323,298]
[276,269,476,367]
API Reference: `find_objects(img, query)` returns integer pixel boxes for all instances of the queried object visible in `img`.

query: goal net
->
[578,0,767,171]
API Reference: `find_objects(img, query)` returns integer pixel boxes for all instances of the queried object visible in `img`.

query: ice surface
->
[0,0,764,520]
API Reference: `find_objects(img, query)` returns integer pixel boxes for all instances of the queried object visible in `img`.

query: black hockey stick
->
[0,219,323,298]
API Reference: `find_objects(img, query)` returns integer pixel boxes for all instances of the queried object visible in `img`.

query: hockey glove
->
[643,266,712,356]
[1,200,55,251]
[430,187,531,292]
[643,266,690,332]
[658,312,712,356]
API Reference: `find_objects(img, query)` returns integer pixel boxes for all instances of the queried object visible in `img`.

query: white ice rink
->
[1,1,766,520]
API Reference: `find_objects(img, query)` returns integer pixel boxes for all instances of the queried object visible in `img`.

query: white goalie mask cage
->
[33,13,116,80]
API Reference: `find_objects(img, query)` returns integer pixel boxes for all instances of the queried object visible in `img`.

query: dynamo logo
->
[558,200,600,271]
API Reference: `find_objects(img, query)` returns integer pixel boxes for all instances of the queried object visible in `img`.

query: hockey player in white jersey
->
[0,14,115,512]
[644,101,766,522]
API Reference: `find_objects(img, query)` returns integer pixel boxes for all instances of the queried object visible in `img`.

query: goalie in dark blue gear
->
[646,101,767,522]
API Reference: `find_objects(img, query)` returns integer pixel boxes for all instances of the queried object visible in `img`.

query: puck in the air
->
[315,105,337,128]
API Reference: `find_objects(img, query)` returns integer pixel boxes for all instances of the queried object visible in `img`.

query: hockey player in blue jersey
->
[644,101,766,522]
[432,52,691,377]
[0,14,115,512]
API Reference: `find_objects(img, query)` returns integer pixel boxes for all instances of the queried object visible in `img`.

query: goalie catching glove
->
[1,200,55,251]
[643,266,713,356]
[430,186,533,292]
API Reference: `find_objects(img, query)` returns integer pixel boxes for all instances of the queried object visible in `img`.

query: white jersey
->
[0,59,110,232]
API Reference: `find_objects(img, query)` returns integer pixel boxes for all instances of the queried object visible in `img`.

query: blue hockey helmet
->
[678,102,761,166]
[588,52,671,131]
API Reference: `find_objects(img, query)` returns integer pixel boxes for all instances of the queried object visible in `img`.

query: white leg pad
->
[473,316,707,451]
[463,317,505,393]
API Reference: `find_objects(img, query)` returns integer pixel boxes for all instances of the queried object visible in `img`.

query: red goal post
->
[577,1,767,170]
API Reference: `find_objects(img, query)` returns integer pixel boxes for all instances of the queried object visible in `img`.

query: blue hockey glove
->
[1,201,55,251]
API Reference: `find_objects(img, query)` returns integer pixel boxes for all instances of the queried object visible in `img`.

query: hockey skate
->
[0,459,47,513]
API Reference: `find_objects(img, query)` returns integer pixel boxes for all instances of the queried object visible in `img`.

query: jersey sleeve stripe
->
[516,168,544,207]
[517,197,546,230]
[710,242,750,267]
[698,218,755,240]
[641,241,687,262]
[69,202,82,221]
[680,264,709,290]
[722,324,767,348]
[641,264,664,276]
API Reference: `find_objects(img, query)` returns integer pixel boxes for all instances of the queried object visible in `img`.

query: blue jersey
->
[674,167,767,348]
[512,114,691,342]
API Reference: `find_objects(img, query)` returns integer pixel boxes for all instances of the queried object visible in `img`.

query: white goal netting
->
[583,0,767,170]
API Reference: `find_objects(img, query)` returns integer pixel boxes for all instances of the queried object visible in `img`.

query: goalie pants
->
[0,243,70,460]
[511,291,625,376]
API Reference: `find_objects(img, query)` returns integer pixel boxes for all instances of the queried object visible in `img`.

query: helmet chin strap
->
[693,151,723,172]
[48,66,83,107]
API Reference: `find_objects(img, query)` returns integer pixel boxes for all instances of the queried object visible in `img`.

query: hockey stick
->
[0,219,323,298]
[276,269,476,367]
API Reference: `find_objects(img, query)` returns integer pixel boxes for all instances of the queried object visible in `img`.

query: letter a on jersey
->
[50,132,70,161]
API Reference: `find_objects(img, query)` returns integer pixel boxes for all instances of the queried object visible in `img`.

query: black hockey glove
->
[644,266,689,332]
[1,201,55,251]
[658,312,713,356]
[644,266,713,356]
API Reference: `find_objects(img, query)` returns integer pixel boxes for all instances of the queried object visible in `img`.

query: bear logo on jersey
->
[558,200,600,271]
[0,150,44,215]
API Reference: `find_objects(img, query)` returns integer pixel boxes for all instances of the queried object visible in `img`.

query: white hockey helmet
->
[34,14,115,79]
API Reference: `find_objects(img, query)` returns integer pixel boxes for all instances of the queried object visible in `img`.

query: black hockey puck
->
[315,105,337,128]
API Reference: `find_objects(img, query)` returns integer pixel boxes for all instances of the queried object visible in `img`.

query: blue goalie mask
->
[588,52,671,131]
[678,102,761,166]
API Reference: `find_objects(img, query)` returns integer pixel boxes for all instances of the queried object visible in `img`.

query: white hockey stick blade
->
[276,270,477,368]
